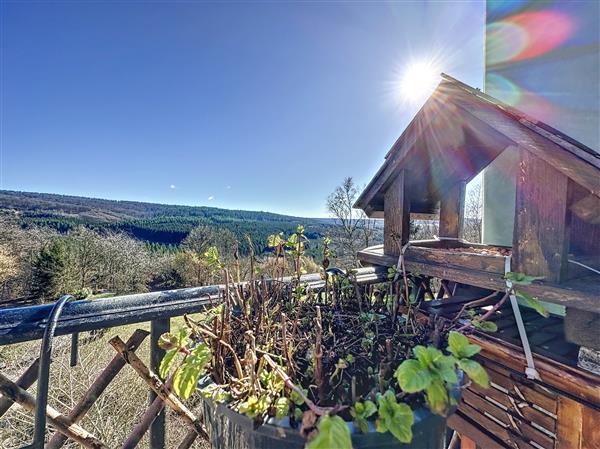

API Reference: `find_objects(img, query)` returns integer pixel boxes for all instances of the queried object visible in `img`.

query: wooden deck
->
[357,243,600,312]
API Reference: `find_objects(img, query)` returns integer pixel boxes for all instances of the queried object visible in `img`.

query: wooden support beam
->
[439,181,465,239]
[0,373,108,449]
[0,357,39,418]
[512,149,569,283]
[47,329,149,449]
[384,170,410,256]
[122,396,165,449]
[109,335,209,440]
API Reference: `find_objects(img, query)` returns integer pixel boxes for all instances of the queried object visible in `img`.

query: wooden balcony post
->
[512,149,569,283]
[384,170,410,256]
[439,181,465,240]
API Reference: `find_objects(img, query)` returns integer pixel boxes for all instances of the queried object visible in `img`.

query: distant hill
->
[0,190,343,255]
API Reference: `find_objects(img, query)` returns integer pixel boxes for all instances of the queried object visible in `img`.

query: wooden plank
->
[384,170,410,256]
[512,148,570,283]
[405,245,505,274]
[468,383,556,433]
[461,389,555,449]
[448,412,508,449]
[439,181,465,238]
[460,436,477,449]
[581,406,600,449]
[556,396,583,449]
[448,91,600,198]
[469,334,600,408]
[356,245,600,312]
[457,401,538,449]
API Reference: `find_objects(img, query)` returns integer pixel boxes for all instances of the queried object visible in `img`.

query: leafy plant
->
[375,390,414,443]
[307,415,352,449]
[395,332,488,416]
[350,400,377,434]
[505,271,549,318]
[158,328,211,399]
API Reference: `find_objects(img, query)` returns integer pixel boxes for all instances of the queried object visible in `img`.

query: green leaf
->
[172,343,211,400]
[447,332,481,359]
[424,379,449,416]
[350,400,377,434]
[159,348,178,379]
[515,291,549,318]
[267,233,283,248]
[504,272,544,285]
[458,359,490,388]
[307,415,352,449]
[290,386,307,405]
[375,390,414,443]
[395,359,433,393]
[204,246,223,270]
[433,355,459,385]
[413,345,443,367]
[158,332,179,351]
[472,320,498,332]
[274,397,289,420]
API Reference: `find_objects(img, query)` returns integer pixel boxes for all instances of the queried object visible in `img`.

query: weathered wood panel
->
[357,244,600,312]
[405,245,505,274]
[512,148,569,283]
[439,182,465,239]
[384,170,410,256]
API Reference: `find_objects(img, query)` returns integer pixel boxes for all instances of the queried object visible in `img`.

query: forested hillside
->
[0,190,335,255]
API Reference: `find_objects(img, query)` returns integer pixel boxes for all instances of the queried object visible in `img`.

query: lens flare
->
[487,10,575,65]
[400,61,440,104]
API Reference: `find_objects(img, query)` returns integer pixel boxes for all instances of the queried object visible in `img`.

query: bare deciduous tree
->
[326,177,376,267]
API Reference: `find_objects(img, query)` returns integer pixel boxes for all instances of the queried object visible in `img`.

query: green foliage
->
[350,400,377,434]
[30,239,66,300]
[472,320,498,332]
[447,332,480,359]
[515,291,549,318]
[504,272,544,285]
[446,331,489,389]
[375,390,414,443]
[395,333,488,416]
[307,415,352,449]
[172,343,211,399]
[204,246,223,271]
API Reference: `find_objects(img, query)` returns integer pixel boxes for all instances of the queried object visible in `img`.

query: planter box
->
[199,396,447,449]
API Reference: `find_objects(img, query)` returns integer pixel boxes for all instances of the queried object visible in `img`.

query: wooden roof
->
[355,74,600,217]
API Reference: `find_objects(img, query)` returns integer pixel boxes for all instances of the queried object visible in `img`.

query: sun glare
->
[400,61,440,103]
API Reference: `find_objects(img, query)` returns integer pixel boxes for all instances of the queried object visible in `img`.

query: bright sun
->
[400,61,440,103]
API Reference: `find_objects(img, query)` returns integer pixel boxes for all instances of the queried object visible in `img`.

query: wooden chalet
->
[355,74,600,449]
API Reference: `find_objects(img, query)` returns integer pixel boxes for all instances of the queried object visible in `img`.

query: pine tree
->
[31,239,66,302]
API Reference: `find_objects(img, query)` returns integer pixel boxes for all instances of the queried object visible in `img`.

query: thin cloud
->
[226,185,231,189]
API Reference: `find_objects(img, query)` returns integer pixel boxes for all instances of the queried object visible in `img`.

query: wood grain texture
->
[512,148,569,283]
[556,396,583,449]
[356,245,600,312]
[384,170,410,256]
[439,182,465,239]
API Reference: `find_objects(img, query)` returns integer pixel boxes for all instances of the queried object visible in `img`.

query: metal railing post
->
[149,318,170,449]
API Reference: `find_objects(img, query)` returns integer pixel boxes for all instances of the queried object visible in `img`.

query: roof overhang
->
[355,74,600,217]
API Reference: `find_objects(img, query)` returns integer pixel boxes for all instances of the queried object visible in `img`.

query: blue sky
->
[1,1,484,217]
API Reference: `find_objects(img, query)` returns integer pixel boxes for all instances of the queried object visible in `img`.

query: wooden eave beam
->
[357,245,600,313]
[450,94,600,198]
